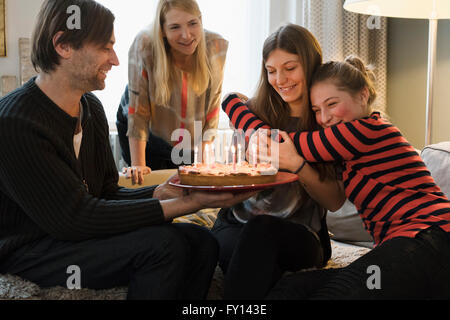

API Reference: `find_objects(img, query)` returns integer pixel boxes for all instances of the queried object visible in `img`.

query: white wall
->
[387,18,450,149]
[0,0,44,85]
[269,0,303,33]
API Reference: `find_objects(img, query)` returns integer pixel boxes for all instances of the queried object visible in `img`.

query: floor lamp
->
[343,0,450,146]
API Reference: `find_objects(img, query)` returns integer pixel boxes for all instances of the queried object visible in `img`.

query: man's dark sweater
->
[0,78,166,260]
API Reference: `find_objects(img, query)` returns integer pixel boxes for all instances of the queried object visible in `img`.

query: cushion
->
[421,142,450,198]
[327,200,374,248]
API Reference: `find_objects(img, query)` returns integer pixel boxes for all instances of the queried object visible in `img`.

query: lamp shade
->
[344,0,450,19]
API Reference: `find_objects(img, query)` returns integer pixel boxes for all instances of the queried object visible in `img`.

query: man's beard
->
[70,71,105,93]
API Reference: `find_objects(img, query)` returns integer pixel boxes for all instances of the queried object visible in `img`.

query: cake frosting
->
[178,162,278,186]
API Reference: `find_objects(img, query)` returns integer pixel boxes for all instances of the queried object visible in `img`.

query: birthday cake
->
[178,162,278,186]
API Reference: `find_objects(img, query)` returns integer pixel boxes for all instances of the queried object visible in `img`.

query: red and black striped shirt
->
[223,94,450,245]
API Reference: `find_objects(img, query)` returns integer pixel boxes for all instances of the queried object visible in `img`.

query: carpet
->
[0,240,370,300]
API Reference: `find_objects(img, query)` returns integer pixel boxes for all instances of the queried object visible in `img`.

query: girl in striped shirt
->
[224,56,450,298]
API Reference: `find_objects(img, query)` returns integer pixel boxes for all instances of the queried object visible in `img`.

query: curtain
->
[302,0,388,112]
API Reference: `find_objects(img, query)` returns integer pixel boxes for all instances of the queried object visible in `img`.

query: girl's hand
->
[223,92,249,102]
[246,128,272,162]
[253,130,304,173]
[276,131,305,173]
[122,165,152,185]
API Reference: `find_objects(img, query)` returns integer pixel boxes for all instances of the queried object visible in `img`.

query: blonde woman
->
[117,0,228,184]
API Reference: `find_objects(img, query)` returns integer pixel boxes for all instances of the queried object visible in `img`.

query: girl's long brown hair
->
[250,24,335,181]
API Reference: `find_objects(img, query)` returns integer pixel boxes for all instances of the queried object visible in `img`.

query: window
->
[94,0,157,130]
[95,0,270,130]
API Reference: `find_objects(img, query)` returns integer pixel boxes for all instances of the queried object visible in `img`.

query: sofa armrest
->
[421,142,450,198]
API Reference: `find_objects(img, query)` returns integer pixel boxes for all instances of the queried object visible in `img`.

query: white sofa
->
[421,142,450,198]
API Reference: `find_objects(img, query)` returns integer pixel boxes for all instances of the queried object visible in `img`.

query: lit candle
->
[205,144,210,167]
[194,146,198,167]
[231,145,236,171]
[252,143,257,167]
[211,143,216,168]
[224,146,229,165]
[237,144,242,165]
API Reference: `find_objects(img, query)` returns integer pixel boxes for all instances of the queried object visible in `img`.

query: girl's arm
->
[126,34,153,183]
[223,94,346,211]
[293,157,345,212]
[223,94,400,163]
[222,94,272,142]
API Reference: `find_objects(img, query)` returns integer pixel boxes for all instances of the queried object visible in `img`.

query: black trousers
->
[116,118,176,170]
[0,223,219,300]
[211,208,331,299]
[267,226,450,299]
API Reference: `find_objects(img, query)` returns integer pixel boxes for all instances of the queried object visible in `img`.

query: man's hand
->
[153,175,184,200]
[188,190,258,210]
[160,189,258,221]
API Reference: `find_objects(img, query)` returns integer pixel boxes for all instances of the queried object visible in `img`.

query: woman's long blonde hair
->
[151,0,211,106]
[251,24,334,180]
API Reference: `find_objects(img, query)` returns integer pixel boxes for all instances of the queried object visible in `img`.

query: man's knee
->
[126,226,191,265]
[172,223,219,260]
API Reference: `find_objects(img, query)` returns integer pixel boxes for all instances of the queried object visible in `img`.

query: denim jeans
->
[267,226,450,299]
[0,223,219,300]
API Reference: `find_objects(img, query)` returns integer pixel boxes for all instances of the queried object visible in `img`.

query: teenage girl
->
[224,56,450,298]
